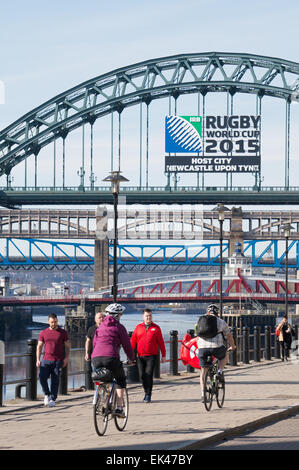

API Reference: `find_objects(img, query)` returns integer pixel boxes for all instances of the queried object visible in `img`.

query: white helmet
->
[105,303,125,317]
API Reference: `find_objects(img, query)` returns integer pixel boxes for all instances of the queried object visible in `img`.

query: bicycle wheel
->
[203,370,214,411]
[216,374,225,408]
[113,387,129,431]
[93,384,109,436]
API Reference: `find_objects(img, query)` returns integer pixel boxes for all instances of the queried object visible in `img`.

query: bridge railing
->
[4,185,299,193]
[1,325,297,406]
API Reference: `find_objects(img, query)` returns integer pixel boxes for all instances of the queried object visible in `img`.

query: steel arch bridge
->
[1,52,299,206]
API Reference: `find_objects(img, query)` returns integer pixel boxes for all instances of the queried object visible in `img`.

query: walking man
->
[36,313,70,407]
[85,311,105,362]
[131,308,166,403]
[276,315,293,361]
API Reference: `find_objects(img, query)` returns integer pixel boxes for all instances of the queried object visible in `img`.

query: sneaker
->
[144,394,151,403]
[114,408,125,418]
[44,395,50,406]
[201,396,205,403]
[49,400,56,407]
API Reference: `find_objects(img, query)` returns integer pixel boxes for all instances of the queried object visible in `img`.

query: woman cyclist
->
[91,303,134,417]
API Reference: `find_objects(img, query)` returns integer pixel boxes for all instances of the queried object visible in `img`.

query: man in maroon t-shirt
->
[36,313,70,407]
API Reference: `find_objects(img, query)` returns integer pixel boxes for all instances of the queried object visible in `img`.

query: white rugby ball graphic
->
[166,116,202,152]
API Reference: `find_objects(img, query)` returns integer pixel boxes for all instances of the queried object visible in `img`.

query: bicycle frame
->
[203,356,225,411]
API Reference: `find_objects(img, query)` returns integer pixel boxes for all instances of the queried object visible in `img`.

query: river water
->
[3,309,200,401]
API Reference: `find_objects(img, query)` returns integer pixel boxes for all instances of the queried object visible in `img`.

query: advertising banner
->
[165,115,260,173]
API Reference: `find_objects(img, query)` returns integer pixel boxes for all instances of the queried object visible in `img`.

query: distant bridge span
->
[3,272,299,306]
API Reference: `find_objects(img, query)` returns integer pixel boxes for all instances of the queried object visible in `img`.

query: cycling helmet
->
[105,303,126,317]
[207,304,219,316]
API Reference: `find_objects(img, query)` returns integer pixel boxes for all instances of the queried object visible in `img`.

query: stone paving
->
[1,359,299,451]
[202,412,299,450]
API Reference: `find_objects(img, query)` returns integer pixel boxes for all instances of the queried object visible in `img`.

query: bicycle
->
[202,355,225,412]
[92,362,132,436]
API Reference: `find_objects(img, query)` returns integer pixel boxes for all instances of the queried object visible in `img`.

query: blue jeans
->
[39,360,63,401]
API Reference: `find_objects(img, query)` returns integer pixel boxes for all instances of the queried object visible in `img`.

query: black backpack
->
[196,315,219,339]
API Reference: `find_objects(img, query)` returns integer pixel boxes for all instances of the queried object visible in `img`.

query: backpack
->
[196,315,219,339]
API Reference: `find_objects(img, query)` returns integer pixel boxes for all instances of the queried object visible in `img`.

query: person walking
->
[130,308,166,403]
[36,313,70,407]
[276,315,293,361]
[195,304,236,403]
[85,311,105,362]
[91,303,134,417]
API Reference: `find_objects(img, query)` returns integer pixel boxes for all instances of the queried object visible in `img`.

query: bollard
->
[186,329,195,373]
[126,332,139,383]
[254,326,261,362]
[0,341,4,406]
[242,326,250,364]
[153,352,160,379]
[59,364,68,395]
[84,359,94,390]
[264,325,272,360]
[229,327,238,366]
[26,339,37,401]
[169,330,179,375]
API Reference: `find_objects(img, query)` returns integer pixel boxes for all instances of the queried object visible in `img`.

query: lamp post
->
[213,203,230,318]
[103,171,129,302]
[282,223,293,318]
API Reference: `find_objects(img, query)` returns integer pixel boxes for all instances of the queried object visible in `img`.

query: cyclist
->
[91,303,134,417]
[196,304,236,403]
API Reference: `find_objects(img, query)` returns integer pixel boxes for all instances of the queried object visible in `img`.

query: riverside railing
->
[1,325,297,405]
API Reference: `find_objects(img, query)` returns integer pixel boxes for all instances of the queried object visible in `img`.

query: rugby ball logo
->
[165,115,202,153]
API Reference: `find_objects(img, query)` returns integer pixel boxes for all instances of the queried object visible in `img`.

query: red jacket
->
[130,322,166,358]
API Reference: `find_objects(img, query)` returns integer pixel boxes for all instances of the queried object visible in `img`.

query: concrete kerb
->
[175,404,299,451]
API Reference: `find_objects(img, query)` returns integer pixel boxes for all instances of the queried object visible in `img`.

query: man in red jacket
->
[131,308,166,403]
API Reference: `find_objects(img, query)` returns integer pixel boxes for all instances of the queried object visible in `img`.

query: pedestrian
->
[36,313,70,407]
[276,315,293,361]
[130,308,166,403]
[91,303,134,417]
[85,311,105,362]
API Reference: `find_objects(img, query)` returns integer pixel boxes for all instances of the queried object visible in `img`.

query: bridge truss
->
[0,238,298,271]
[0,208,298,240]
[0,53,299,206]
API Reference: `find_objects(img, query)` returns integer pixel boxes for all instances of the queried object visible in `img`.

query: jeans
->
[39,360,63,401]
[137,355,157,396]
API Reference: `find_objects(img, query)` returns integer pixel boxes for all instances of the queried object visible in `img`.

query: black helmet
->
[207,304,219,316]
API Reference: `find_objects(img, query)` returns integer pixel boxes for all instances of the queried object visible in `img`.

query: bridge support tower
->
[229,207,244,256]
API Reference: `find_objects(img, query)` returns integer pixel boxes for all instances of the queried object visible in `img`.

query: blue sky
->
[1,0,298,124]
[0,0,299,191]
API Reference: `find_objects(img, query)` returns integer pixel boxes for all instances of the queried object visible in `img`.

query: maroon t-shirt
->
[38,327,69,361]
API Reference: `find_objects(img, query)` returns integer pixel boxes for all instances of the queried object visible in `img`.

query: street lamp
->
[103,171,129,302]
[282,222,294,318]
[213,203,230,318]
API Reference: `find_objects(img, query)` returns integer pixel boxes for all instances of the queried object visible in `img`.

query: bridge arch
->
[0,52,299,187]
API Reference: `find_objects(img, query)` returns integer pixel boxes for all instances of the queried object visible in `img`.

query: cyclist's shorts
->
[197,345,227,368]
[91,356,126,388]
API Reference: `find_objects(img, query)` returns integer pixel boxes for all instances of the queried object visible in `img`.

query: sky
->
[0,0,299,195]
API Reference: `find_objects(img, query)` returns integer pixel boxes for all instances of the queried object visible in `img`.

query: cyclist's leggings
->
[92,356,126,388]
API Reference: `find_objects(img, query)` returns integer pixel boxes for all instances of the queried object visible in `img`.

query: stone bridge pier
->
[228,207,244,256]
